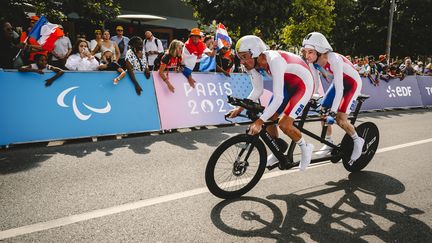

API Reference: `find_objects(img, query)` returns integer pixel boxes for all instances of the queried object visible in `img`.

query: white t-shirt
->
[52,36,72,61]
[144,37,164,66]
[65,53,99,71]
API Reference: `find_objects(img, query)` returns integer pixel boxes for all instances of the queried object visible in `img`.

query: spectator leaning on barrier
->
[367,59,380,86]
[111,25,129,68]
[158,39,184,93]
[354,60,366,77]
[400,58,416,76]
[98,49,126,85]
[50,25,72,69]
[90,29,103,60]
[125,36,150,95]
[19,53,64,86]
[182,28,209,88]
[20,16,47,64]
[414,61,424,75]
[144,31,164,71]
[65,39,99,71]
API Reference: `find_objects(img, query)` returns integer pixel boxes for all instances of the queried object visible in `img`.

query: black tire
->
[205,134,267,199]
[340,122,380,172]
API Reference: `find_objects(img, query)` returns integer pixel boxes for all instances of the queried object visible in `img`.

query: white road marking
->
[1,138,432,240]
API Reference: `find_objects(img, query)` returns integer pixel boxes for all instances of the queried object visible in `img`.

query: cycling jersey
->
[312,52,362,113]
[247,50,314,121]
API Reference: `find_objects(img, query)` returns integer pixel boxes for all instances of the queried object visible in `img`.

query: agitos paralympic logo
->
[56,86,111,121]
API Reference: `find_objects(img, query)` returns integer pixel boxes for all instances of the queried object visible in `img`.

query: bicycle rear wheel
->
[205,134,267,199]
[341,122,380,172]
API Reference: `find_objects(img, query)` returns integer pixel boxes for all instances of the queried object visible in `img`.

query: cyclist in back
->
[228,35,314,171]
[302,32,364,164]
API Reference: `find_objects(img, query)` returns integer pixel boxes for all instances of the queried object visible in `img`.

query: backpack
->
[144,38,160,48]
[153,52,165,71]
[118,38,125,54]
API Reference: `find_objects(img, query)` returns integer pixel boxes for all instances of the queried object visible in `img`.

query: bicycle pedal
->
[266,163,280,170]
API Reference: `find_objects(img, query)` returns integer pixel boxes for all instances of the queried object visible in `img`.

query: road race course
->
[1,109,432,242]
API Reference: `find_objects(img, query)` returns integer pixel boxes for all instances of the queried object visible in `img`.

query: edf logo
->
[386,85,412,98]
[425,87,432,95]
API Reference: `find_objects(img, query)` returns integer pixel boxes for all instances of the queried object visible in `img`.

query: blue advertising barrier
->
[1,69,431,146]
[416,76,432,106]
[0,70,161,146]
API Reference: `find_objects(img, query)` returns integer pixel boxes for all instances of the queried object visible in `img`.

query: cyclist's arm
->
[309,63,321,94]
[246,68,264,101]
[328,54,344,113]
[259,56,285,122]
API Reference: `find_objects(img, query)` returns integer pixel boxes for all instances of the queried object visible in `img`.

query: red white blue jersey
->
[247,50,314,120]
[312,52,362,113]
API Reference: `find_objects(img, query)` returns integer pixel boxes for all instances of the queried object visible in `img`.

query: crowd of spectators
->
[1,16,431,93]
[348,54,432,86]
[0,16,242,94]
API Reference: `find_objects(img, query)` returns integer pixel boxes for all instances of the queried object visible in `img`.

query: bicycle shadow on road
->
[0,126,236,174]
[210,171,432,242]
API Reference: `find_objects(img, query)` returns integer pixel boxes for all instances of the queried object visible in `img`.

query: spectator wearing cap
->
[50,25,72,69]
[144,31,164,71]
[20,16,47,64]
[90,29,103,60]
[111,25,129,68]
[182,28,207,88]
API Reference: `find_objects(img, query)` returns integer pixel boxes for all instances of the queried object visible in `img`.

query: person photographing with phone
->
[65,39,99,71]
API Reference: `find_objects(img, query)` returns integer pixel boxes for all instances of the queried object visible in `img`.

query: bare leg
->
[278,115,301,142]
[336,112,355,136]
[266,113,280,139]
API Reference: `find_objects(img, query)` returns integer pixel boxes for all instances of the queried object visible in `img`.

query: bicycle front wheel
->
[205,134,267,199]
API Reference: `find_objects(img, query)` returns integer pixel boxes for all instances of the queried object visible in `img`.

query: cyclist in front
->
[228,35,314,171]
[302,32,364,164]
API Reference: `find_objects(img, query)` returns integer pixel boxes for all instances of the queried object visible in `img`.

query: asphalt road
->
[1,109,432,242]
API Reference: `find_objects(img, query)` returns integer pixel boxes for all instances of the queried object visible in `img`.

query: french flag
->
[215,23,232,50]
[28,16,64,51]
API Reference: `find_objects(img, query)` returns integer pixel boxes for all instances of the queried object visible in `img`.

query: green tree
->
[332,0,431,57]
[182,0,334,48]
[282,0,335,48]
[0,0,121,27]
[182,0,291,41]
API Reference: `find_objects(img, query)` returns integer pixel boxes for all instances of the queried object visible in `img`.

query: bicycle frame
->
[251,95,369,170]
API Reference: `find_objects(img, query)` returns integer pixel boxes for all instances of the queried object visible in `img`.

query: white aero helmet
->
[235,35,269,58]
[302,32,333,53]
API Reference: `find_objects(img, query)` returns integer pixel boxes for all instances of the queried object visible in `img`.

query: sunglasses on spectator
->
[116,29,123,32]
